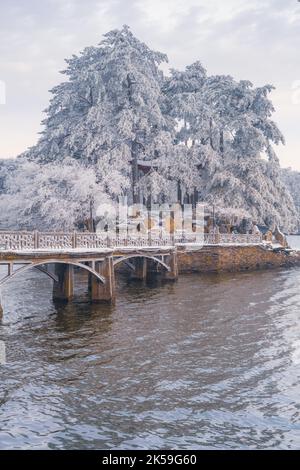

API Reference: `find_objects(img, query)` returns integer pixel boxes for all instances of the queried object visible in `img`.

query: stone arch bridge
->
[0,230,262,314]
[0,232,180,313]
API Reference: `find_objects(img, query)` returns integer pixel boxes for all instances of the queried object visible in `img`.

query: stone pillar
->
[163,251,178,282]
[53,264,74,301]
[84,262,92,294]
[91,257,115,304]
[88,273,92,294]
[131,257,147,281]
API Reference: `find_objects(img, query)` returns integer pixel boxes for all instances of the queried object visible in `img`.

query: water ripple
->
[0,265,300,449]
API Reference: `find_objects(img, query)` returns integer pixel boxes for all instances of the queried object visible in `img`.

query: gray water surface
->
[0,265,299,449]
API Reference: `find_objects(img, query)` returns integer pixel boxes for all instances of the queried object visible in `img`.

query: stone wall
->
[177,244,300,274]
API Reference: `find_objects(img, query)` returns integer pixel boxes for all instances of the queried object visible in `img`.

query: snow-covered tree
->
[163,61,297,230]
[282,168,300,231]
[162,62,219,200]
[0,158,110,231]
[25,25,173,203]
[0,159,19,194]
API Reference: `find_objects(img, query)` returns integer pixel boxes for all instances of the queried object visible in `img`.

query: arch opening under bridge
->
[113,254,171,272]
[0,259,106,288]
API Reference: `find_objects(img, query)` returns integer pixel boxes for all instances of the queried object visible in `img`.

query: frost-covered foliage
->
[282,168,300,231]
[0,158,109,231]
[0,25,297,231]
[162,61,297,231]
[0,159,19,194]
[25,25,172,202]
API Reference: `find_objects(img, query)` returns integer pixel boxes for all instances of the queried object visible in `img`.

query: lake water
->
[0,257,300,449]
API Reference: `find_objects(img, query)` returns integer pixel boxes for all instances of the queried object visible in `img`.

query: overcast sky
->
[0,0,299,168]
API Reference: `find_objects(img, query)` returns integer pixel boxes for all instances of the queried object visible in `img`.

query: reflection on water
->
[0,264,300,449]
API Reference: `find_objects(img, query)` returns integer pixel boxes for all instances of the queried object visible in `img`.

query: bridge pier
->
[91,258,115,304]
[131,258,147,281]
[163,251,178,282]
[53,264,74,301]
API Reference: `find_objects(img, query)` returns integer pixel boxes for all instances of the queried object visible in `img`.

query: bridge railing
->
[0,231,263,251]
[0,231,35,251]
[219,233,262,244]
[174,233,263,245]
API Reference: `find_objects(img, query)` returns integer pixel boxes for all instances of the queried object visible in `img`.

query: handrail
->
[0,231,263,251]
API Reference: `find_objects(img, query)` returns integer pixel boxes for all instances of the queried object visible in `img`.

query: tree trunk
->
[184,119,188,147]
[86,199,96,232]
[220,130,224,156]
[209,118,214,150]
[126,73,140,204]
[177,181,182,204]
[131,140,139,204]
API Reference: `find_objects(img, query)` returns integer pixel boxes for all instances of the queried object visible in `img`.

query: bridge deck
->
[0,246,175,263]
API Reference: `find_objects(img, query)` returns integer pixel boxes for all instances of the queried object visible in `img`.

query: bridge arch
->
[113,254,171,272]
[34,265,59,283]
[0,259,106,287]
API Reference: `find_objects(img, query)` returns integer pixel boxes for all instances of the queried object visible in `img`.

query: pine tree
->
[26,25,173,203]
[163,62,297,230]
